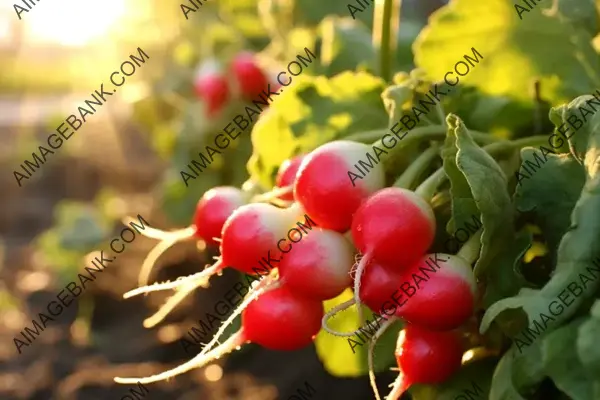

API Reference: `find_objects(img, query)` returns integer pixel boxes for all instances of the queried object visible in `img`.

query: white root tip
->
[114,330,246,385]
[353,253,371,326]
[137,226,196,287]
[368,317,398,400]
[141,264,222,328]
[124,263,219,299]
[386,372,410,400]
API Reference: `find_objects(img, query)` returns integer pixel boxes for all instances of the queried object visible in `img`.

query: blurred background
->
[0,0,446,398]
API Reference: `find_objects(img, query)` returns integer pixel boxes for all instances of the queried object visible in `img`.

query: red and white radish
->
[279,228,355,300]
[230,52,268,101]
[294,140,386,232]
[193,59,230,117]
[275,154,306,201]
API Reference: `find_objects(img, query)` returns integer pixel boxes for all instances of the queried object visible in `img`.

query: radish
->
[230,52,268,101]
[294,140,386,232]
[122,202,305,326]
[393,253,477,331]
[275,154,306,201]
[279,228,355,300]
[351,187,435,322]
[127,186,246,288]
[114,284,323,385]
[193,59,230,117]
[386,325,463,399]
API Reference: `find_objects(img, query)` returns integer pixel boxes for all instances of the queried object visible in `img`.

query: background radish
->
[193,59,230,117]
[294,140,386,232]
[230,51,269,100]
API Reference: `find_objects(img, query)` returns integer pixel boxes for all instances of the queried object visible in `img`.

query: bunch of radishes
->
[193,51,279,117]
[115,139,480,400]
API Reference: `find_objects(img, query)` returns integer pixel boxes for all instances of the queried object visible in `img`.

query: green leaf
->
[549,94,600,163]
[577,301,600,376]
[443,115,514,277]
[488,348,527,400]
[319,17,377,76]
[480,114,600,350]
[543,318,594,400]
[247,71,388,187]
[515,149,586,262]
[410,358,495,400]
[414,0,600,106]
[313,288,402,377]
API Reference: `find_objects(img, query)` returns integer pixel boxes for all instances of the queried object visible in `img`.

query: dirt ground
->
[0,105,396,400]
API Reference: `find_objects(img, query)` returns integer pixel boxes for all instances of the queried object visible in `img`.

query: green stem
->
[413,134,549,202]
[375,0,398,82]
[414,167,447,201]
[457,229,483,264]
[394,145,440,189]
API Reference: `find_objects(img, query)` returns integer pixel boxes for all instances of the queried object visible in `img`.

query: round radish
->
[275,154,306,201]
[357,253,476,330]
[193,59,230,117]
[387,325,463,399]
[230,52,268,100]
[352,187,436,267]
[114,284,323,385]
[394,253,477,331]
[294,140,386,232]
[194,186,247,246]
[242,285,324,350]
[279,228,355,300]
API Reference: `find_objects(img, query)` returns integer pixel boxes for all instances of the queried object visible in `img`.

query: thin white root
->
[142,277,207,328]
[368,317,398,400]
[137,226,196,287]
[353,253,371,326]
[250,185,293,203]
[114,330,246,385]
[321,298,371,337]
[386,372,410,400]
[200,276,280,356]
[124,263,221,299]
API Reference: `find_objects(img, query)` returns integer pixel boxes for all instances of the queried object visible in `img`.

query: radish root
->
[353,253,371,325]
[368,317,398,400]
[123,262,221,299]
[122,216,197,287]
[386,371,410,400]
[114,330,246,385]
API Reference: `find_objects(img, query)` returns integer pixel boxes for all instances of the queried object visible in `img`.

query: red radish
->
[352,187,436,267]
[279,228,355,300]
[387,325,463,399]
[194,186,247,246]
[122,202,306,324]
[294,140,386,232]
[275,154,306,201]
[230,52,268,100]
[394,253,476,331]
[114,284,323,384]
[194,59,230,116]
[128,186,246,288]
[351,187,435,322]
[358,253,476,331]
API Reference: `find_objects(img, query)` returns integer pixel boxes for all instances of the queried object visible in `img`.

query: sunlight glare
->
[27,0,126,47]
